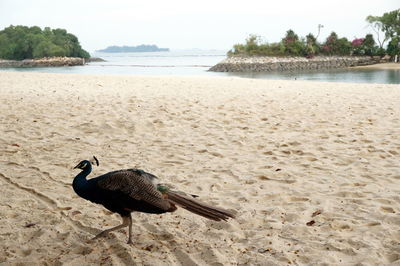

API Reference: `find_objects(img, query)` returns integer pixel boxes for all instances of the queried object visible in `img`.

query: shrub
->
[363,34,377,56]
[281,30,307,56]
[228,30,384,57]
[321,32,351,55]
[351,38,366,55]
[259,42,286,56]
[386,36,400,56]
[228,35,286,56]
[305,33,320,57]
[336,38,352,55]
[351,34,379,56]
[244,35,261,55]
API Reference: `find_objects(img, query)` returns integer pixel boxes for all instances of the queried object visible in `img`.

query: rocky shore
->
[85,57,106,63]
[0,57,86,67]
[209,56,386,72]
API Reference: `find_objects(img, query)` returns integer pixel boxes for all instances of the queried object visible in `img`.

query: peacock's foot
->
[92,231,108,240]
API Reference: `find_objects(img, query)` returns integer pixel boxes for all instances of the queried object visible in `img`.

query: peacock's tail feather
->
[166,191,235,221]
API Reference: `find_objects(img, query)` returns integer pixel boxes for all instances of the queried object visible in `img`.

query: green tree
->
[337,38,352,55]
[244,34,261,55]
[0,34,13,59]
[367,9,400,48]
[32,40,53,58]
[282,29,306,56]
[386,36,400,56]
[321,32,338,55]
[363,34,376,56]
[305,33,319,57]
[0,25,90,60]
[322,32,351,55]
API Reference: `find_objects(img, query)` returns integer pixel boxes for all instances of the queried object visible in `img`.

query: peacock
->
[72,156,235,243]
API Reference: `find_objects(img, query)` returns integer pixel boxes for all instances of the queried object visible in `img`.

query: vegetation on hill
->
[0,25,90,60]
[97,45,169,53]
[229,9,399,58]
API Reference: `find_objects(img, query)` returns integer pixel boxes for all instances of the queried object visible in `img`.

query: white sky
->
[0,0,398,53]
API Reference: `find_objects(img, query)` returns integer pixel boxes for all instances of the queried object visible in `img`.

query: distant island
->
[97,45,169,53]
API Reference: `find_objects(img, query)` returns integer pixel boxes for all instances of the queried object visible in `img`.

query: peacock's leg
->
[93,216,130,241]
[127,214,133,244]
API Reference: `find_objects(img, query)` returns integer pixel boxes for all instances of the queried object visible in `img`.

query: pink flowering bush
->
[351,38,365,47]
[352,34,377,56]
[351,38,365,55]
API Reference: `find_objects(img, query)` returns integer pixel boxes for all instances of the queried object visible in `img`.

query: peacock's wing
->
[96,169,171,211]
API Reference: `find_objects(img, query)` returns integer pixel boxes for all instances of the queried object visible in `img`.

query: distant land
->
[97,45,169,53]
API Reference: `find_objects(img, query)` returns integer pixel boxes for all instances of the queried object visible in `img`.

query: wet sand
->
[352,62,400,70]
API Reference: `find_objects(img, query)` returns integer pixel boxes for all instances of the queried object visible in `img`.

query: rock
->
[381,55,391,63]
[85,57,106,63]
[0,57,85,67]
[209,56,382,72]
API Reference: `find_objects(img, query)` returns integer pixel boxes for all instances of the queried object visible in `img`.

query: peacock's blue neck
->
[73,164,92,192]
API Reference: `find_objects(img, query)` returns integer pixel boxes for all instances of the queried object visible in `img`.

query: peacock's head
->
[74,156,99,170]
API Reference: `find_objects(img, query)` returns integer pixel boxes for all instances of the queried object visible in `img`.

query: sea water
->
[1,50,399,84]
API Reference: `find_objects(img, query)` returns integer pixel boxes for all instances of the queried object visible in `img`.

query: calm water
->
[1,50,399,84]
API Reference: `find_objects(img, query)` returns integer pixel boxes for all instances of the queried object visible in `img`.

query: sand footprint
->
[173,249,199,266]
[289,197,309,202]
[380,206,395,213]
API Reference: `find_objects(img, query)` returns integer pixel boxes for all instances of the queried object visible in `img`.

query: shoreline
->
[0,56,106,67]
[0,56,85,67]
[351,62,400,70]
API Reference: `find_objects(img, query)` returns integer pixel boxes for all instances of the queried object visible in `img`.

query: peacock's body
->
[72,158,235,243]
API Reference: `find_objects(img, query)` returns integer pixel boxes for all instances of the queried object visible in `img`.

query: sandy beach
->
[0,72,399,265]
[353,62,400,70]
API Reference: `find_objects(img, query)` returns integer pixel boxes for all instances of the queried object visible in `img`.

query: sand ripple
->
[0,72,399,265]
